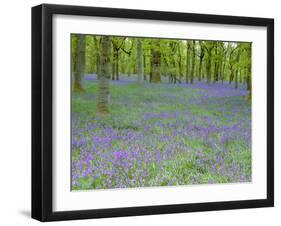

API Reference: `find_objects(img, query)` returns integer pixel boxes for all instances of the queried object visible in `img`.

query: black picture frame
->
[31,3,274,222]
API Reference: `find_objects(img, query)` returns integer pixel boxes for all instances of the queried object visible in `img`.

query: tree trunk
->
[115,51,119,80]
[206,57,211,83]
[150,41,161,83]
[243,67,247,84]
[172,57,176,84]
[93,37,100,78]
[97,36,111,115]
[127,59,131,77]
[235,70,238,88]
[214,43,219,83]
[214,62,219,82]
[178,47,182,81]
[149,60,152,82]
[186,41,191,83]
[190,41,195,84]
[201,63,205,81]
[112,50,116,80]
[229,68,234,84]
[198,57,203,81]
[247,61,252,99]
[73,34,85,92]
[137,38,143,82]
[239,68,242,83]
[143,54,146,80]
[198,42,204,82]
[221,61,225,83]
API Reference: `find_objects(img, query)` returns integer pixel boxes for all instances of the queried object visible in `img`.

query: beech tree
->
[97,36,111,114]
[73,34,86,92]
[150,39,162,83]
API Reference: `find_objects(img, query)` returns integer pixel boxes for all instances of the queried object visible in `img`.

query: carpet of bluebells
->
[71,74,251,190]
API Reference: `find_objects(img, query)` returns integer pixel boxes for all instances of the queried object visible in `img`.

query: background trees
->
[72,34,86,92]
[71,34,252,113]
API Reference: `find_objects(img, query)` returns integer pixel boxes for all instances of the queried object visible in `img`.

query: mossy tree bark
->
[97,36,111,115]
[150,40,161,83]
[73,34,85,92]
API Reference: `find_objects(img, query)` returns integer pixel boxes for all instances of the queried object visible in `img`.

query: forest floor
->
[71,74,251,190]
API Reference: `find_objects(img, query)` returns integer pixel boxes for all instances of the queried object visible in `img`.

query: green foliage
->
[71,34,251,88]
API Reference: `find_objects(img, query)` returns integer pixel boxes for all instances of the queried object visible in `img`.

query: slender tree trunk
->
[214,57,219,83]
[97,36,111,115]
[143,54,146,80]
[112,50,116,80]
[73,34,85,92]
[198,41,205,82]
[214,43,219,83]
[71,36,77,77]
[93,37,100,77]
[112,62,115,80]
[206,57,211,83]
[115,52,119,80]
[201,63,205,81]
[190,41,195,84]
[247,65,252,99]
[149,59,152,82]
[229,71,233,84]
[235,70,238,88]
[127,58,131,77]
[243,67,247,84]
[172,57,176,84]
[186,41,190,83]
[235,51,241,88]
[239,68,242,83]
[221,61,226,83]
[150,41,161,83]
[214,62,219,82]
[137,38,143,82]
[247,59,252,99]
[178,47,182,82]
[218,57,223,82]
[198,57,203,81]
[229,64,235,84]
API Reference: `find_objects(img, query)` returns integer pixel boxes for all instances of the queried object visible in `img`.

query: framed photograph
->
[31,4,274,221]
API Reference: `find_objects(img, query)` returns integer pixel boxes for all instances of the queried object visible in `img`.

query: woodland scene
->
[71,34,252,190]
